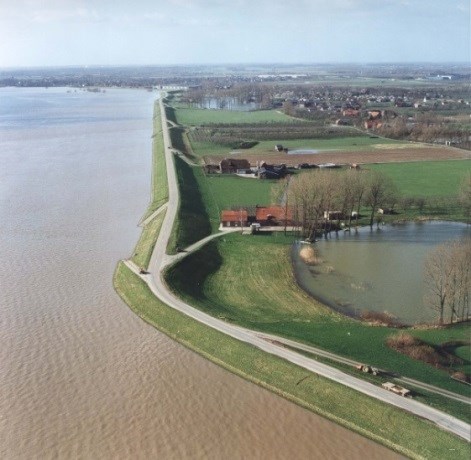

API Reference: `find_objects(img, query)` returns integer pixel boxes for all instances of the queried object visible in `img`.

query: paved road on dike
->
[129,96,471,442]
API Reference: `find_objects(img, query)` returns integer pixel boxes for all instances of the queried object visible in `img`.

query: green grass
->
[370,160,471,197]
[131,210,166,269]
[141,102,169,221]
[114,262,469,459]
[188,134,408,158]
[167,156,212,254]
[165,233,471,401]
[196,174,276,231]
[175,107,297,126]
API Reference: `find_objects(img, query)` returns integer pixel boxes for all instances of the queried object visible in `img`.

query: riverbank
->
[114,262,469,459]
[114,94,470,458]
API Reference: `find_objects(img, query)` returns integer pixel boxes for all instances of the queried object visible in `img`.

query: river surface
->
[293,221,470,324]
[0,87,402,459]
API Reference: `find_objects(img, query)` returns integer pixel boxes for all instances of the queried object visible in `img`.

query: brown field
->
[203,146,471,167]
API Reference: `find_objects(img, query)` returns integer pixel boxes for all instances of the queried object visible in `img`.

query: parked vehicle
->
[355,364,381,376]
[382,382,411,397]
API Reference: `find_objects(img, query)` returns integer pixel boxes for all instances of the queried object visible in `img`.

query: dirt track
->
[204,146,471,167]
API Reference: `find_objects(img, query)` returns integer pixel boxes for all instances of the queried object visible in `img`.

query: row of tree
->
[424,239,471,325]
[286,169,398,239]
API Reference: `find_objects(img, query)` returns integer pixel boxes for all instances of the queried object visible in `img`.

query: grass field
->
[165,232,471,403]
[189,135,406,157]
[174,107,297,126]
[196,174,275,230]
[369,160,471,197]
[167,156,212,254]
[114,262,470,459]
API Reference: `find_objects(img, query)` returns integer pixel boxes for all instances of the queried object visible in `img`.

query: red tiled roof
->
[255,206,292,221]
[221,210,248,222]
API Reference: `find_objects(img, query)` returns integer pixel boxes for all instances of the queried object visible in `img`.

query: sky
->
[0,0,469,67]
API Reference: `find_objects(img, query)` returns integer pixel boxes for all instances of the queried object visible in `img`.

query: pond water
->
[292,221,470,325]
[201,97,260,111]
[288,149,320,154]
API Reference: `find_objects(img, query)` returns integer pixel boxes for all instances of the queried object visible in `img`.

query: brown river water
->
[0,87,403,459]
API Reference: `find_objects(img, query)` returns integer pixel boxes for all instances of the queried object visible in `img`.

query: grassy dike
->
[140,100,169,222]
[114,98,469,458]
[114,262,469,460]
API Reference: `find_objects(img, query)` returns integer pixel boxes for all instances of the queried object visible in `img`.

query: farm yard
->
[165,96,470,236]
[203,145,469,169]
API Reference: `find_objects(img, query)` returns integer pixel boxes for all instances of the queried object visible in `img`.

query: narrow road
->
[257,333,471,405]
[132,96,471,442]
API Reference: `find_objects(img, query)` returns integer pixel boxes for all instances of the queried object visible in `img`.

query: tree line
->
[286,169,398,240]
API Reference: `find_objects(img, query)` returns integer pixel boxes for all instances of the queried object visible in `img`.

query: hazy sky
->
[0,0,469,67]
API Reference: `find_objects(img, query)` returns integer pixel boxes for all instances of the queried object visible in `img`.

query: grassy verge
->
[166,156,212,254]
[131,210,166,269]
[114,262,469,459]
[164,233,471,402]
[141,101,169,222]
[289,344,471,422]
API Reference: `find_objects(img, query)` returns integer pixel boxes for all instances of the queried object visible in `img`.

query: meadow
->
[369,160,471,197]
[164,233,470,401]
[173,107,296,126]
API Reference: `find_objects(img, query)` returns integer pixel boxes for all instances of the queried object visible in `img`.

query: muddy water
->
[293,222,470,324]
[0,87,402,459]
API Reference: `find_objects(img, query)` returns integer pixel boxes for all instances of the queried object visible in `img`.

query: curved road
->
[131,96,471,442]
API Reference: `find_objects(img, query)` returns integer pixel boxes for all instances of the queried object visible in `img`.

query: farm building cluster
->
[204,158,290,179]
[220,205,295,229]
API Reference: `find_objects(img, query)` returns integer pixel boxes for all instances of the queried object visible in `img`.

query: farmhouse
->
[219,158,251,174]
[220,209,249,227]
[255,205,294,226]
[257,161,288,179]
[220,205,295,228]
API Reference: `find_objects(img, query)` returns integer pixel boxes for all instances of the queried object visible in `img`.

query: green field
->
[114,262,470,459]
[165,233,471,404]
[370,160,471,197]
[196,174,275,230]
[188,135,407,157]
[166,156,212,253]
[174,107,297,126]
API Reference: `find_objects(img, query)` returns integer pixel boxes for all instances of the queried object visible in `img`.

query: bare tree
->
[364,171,398,228]
[289,170,338,240]
[458,172,471,223]
[424,243,453,325]
[339,169,366,230]
[424,239,471,325]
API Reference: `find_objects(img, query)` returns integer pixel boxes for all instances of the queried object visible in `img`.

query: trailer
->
[382,382,411,397]
[355,364,381,376]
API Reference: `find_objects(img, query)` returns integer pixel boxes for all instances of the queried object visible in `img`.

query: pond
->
[287,149,320,155]
[292,221,470,325]
[200,97,260,111]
